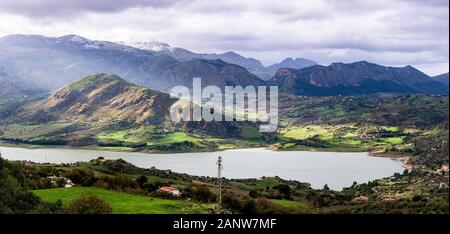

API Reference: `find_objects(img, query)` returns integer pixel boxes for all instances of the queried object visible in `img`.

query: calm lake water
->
[0,146,404,190]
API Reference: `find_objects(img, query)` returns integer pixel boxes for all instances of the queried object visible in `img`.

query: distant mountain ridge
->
[432,72,449,86]
[0,34,447,97]
[0,34,162,90]
[154,58,265,91]
[125,41,317,79]
[0,34,263,93]
[268,61,448,96]
[0,66,45,98]
[266,58,317,75]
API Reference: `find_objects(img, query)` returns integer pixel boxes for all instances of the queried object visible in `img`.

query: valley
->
[1,75,447,157]
[0,72,447,214]
[0,34,448,215]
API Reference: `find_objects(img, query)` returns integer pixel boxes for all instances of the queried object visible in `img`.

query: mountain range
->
[0,34,266,94]
[0,34,448,97]
[126,41,317,79]
[268,61,448,96]
[0,66,44,98]
[432,73,449,86]
[265,58,317,76]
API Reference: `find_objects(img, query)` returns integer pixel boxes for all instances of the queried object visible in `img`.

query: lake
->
[0,146,404,190]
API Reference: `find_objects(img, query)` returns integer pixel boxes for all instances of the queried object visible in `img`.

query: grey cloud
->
[200,33,446,54]
[0,0,183,18]
[0,0,447,75]
[401,0,449,6]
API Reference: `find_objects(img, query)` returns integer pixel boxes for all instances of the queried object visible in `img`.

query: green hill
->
[18,73,175,125]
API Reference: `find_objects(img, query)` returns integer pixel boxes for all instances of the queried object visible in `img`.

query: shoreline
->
[1,140,414,164]
[0,140,414,171]
[369,151,413,170]
[1,140,373,154]
[0,144,405,192]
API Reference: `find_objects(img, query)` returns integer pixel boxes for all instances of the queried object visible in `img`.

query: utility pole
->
[217,156,223,205]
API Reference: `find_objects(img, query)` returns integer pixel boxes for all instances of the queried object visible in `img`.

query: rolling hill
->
[0,73,263,150]
[17,73,175,125]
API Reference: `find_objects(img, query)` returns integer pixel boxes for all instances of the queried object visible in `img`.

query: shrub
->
[64,169,97,186]
[249,190,260,198]
[192,186,216,203]
[136,175,148,189]
[67,194,112,214]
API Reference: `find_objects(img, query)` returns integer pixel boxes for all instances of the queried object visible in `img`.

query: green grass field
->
[281,125,333,140]
[229,177,285,191]
[96,126,157,143]
[0,123,71,140]
[98,129,207,145]
[382,137,404,145]
[33,187,209,214]
[276,123,416,153]
[157,132,200,145]
[270,199,312,212]
[239,125,262,139]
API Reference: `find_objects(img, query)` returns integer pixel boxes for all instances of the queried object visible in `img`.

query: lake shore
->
[1,140,375,154]
[0,145,404,191]
[0,140,413,170]
[369,151,413,169]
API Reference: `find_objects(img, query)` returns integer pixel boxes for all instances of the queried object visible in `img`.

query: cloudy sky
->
[0,0,448,75]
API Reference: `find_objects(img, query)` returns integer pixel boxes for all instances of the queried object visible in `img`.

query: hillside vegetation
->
[18,73,174,125]
[0,74,448,155]
[1,157,447,214]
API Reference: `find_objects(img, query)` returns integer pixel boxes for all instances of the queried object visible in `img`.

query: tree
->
[55,178,67,188]
[249,190,259,198]
[193,187,216,203]
[241,199,257,214]
[181,186,194,199]
[67,194,112,214]
[0,157,63,214]
[146,182,159,192]
[273,184,291,199]
[136,175,148,189]
[64,169,96,186]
